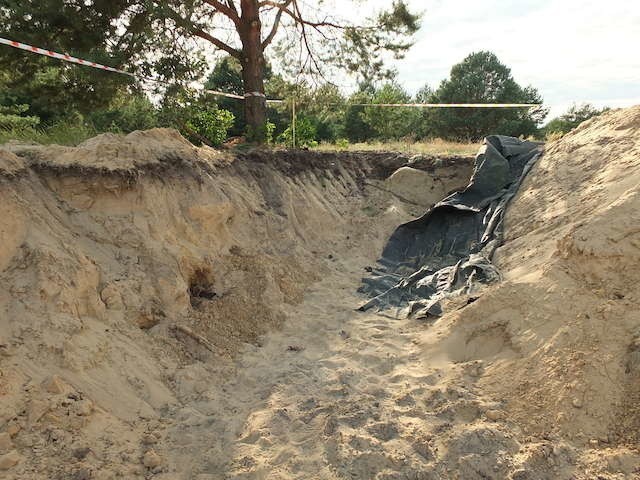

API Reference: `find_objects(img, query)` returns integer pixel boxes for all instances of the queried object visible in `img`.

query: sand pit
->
[0,107,639,479]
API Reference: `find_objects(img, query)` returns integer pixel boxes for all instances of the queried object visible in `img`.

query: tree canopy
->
[0,0,554,149]
[544,103,609,136]
[2,1,421,141]
[426,51,547,140]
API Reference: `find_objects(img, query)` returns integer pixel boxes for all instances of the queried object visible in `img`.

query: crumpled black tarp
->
[358,135,542,318]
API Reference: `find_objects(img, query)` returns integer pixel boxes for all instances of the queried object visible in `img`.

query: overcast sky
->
[347,0,640,118]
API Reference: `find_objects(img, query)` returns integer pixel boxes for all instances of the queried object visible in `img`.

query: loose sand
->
[0,107,639,479]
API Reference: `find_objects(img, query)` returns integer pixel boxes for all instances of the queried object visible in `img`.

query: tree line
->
[0,1,607,146]
[0,0,420,143]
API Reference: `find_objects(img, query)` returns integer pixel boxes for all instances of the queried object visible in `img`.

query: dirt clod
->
[0,450,21,470]
[142,450,163,469]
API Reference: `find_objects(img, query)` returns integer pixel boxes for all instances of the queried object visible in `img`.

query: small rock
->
[73,447,92,460]
[485,410,504,421]
[27,399,50,424]
[0,450,22,470]
[0,433,12,452]
[136,311,159,330]
[5,420,21,438]
[0,343,12,357]
[43,412,64,426]
[75,400,94,416]
[73,467,92,480]
[43,375,71,395]
[142,450,162,469]
[572,398,583,409]
[94,471,116,480]
[323,416,337,436]
[141,434,158,445]
[100,284,124,311]
[511,469,528,480]
[70,194,94,210]
[48,428,66,443]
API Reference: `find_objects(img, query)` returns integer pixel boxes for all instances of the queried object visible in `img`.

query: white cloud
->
[347,0,640,118]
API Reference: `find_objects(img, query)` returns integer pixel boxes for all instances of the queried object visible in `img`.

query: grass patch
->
[313,138,479,156]
[0,122,98,146]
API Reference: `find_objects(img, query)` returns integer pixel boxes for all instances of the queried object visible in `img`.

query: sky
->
[343,0,640,118]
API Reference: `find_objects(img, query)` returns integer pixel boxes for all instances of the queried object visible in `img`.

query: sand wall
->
[0,130,472,478]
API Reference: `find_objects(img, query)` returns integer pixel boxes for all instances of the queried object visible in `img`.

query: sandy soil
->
[0,107,639,479]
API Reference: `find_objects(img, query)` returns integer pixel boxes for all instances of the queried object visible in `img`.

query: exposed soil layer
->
[1,107,639,480]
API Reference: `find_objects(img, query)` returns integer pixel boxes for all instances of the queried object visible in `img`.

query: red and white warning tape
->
[0,37,134,76]
[0,36,538,109]
[0,36,284,103]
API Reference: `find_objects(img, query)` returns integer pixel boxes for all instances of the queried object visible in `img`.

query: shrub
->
[184,106,235,146]
[335,138,350,150]
[278,117,317,148]
[0,104,40,130]
[246,121,276,144]
[360,82,421,140]
[265,121,276,144]
[543,103,609,137]
[0,118,97,146]
[88,95,158,133]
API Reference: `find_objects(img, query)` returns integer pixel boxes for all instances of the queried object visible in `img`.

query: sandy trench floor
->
[165,259,446,479]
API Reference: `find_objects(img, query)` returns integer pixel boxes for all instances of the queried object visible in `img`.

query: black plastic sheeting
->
[358,135,542,318]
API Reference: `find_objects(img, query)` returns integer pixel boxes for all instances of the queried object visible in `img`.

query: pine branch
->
[203,0,240,25]
[259,0,346,29]
[226,0,239,15]
[261,0,292,48]
[162,4,241,58]
[194,29,241,57]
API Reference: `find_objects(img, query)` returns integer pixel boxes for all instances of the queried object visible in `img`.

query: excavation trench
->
[2,113,640,480]
[0,130,476,478]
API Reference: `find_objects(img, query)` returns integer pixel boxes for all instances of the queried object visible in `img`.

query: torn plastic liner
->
[358,135,542,318]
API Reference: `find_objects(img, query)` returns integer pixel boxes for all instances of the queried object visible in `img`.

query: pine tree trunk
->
[239,0,267,143]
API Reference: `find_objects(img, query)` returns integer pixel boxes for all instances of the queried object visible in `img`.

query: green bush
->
[0,104,40,130]
[158,90,235,146]
[88,95,158,133]
[543,103,609,137]
[184,106,235,146]
[335,138,350,150]
[360,82,421,140]
[278,117,317,148]
[246,121,276,144]
[265,121,276,144]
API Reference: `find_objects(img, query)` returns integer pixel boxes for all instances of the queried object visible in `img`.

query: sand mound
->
[4,129,223,173]
[417,106,640,475]
[494,106,640,442]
